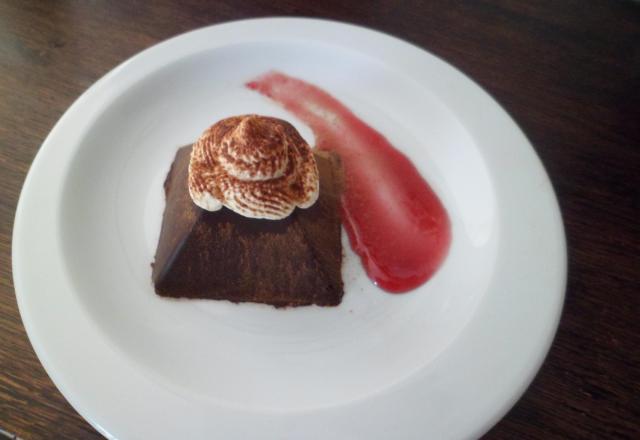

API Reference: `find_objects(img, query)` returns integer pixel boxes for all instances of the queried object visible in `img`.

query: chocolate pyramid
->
[152,146,344,307]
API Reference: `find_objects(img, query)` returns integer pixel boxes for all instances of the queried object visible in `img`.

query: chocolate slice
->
[152,146,344,307]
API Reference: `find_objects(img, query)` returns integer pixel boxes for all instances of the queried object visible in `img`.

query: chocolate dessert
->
[152,115,344,307]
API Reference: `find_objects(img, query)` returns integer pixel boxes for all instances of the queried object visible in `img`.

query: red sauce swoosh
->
[247,71,451,293]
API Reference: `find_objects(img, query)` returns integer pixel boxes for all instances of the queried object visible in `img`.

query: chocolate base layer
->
[152,145,344,307]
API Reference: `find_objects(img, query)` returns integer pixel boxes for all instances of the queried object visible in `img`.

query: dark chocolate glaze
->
[152,146,344,307]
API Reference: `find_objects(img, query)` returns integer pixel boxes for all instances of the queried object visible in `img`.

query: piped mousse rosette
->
[152,115,345,307]
[188,115,320,219]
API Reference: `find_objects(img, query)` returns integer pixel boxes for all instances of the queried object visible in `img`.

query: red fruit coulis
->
[247,71,451,293]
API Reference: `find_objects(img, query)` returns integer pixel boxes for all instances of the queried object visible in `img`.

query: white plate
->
[13,18,566,440]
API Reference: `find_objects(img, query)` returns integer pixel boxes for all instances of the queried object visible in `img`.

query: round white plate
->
[13,18,566,440]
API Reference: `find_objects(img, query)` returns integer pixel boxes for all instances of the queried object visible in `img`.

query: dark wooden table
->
[1,1,639,438]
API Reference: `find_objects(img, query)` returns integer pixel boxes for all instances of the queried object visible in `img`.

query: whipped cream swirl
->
[188,115,320,220]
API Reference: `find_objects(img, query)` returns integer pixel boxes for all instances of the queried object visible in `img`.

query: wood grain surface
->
[1,1,639,439]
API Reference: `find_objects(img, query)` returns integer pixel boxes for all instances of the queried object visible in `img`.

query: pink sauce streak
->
[247,71,451,293]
